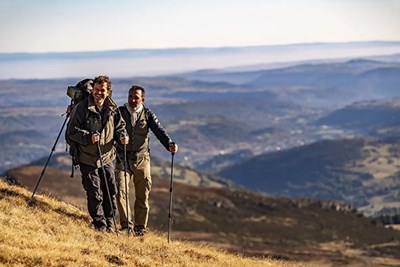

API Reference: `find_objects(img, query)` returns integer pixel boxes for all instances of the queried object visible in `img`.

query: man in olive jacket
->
[116,85,178,236]
[67,75,128,232]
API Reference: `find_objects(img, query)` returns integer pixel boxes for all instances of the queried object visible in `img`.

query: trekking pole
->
[31,112,70,199]
[123,142,130,236]
[96,134,118,235]
[167,144,175,243]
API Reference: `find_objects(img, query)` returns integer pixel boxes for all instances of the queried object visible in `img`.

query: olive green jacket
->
[67,95,126,168]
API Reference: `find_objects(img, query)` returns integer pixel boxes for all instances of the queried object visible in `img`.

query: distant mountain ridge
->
[180,58,400,110]
[2,41,400,61]
[2,41,400,79]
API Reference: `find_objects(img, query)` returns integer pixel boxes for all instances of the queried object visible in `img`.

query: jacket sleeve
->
[66,102,91,146]
[146,108,173,151]
[114,107,127,141]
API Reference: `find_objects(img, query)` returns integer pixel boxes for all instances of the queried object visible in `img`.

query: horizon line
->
[1,40,400,55]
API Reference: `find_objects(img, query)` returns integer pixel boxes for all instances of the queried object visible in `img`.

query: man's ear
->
[142,96,145,102]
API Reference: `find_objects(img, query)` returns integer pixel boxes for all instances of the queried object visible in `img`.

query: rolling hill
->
[316,98,400,138]
[219,137,400,215]
[183,59,400,109]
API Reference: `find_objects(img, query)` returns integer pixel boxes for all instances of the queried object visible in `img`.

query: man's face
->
[92,82,109,104]
[128,89,144,109]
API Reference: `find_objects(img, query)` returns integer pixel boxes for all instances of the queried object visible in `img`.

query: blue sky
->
[0,0,399,53]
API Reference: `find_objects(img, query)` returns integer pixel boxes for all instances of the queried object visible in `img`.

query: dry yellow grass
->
[0,180,306,267]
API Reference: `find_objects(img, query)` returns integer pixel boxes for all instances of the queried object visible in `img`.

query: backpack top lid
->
[66,78,94,104]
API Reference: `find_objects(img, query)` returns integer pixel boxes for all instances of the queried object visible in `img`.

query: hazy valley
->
[2,53,400,216]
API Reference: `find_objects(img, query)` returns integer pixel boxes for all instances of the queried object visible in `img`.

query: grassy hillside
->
[0,180,295,267]
[4,164,400,266]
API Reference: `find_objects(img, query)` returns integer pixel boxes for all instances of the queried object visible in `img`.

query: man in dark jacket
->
[67,75,128,232]
[116,85,178,236]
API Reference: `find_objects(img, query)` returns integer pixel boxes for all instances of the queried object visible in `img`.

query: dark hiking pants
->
[79,162,117,229]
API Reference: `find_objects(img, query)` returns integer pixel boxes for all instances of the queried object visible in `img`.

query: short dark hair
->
[129,85,145,98]
[93,75,112,92]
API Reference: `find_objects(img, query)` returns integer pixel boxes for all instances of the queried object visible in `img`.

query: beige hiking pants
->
[116,154,152,228]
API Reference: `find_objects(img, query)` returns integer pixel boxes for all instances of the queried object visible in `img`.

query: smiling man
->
[115,84,178,236]
[67,75,128,232]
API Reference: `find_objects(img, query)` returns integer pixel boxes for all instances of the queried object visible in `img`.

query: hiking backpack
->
[65,78,93,176]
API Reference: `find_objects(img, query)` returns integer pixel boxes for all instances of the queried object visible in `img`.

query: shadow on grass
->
[0,186,88,221]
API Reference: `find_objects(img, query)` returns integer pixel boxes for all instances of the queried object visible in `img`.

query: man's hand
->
[66,105,73,114]
[169,143,178,154]
[91,133,100,144]
[120,135,129,145]
[63,105,73,116]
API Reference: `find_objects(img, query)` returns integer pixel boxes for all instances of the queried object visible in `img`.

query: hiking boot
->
[134,225,147,236]
[135,229,146,236]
